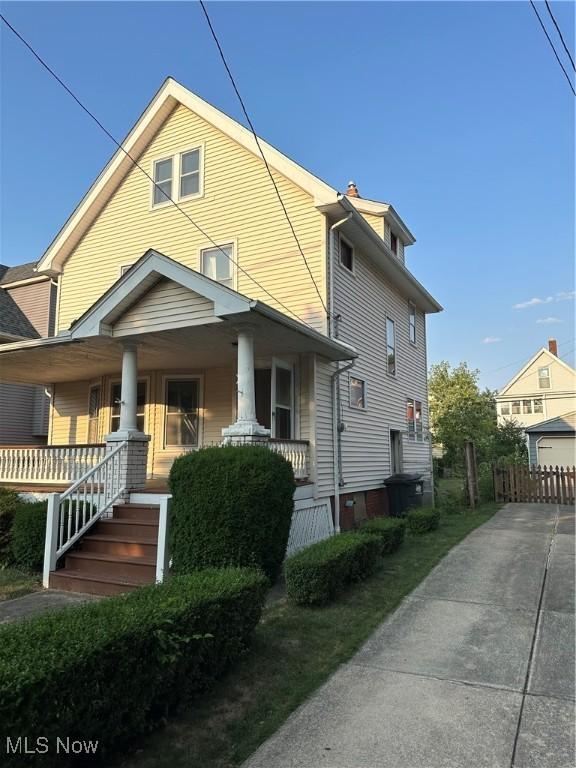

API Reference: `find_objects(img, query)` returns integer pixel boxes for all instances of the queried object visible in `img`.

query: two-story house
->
[0,262,57,444]
[496,339,576,428]
[496,339,576,467]
[0,79,441,593]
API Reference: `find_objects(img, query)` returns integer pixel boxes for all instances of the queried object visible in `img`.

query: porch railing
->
[43,441,128,586]
[0,444,106,484]
[268,439,310,480]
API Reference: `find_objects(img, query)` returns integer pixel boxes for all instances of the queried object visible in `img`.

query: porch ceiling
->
[0,310,356,385]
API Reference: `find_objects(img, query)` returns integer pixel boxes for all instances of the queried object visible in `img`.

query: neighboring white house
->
[496,339,576,429]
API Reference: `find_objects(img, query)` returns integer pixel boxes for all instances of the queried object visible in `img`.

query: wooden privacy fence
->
[493,464,576,505]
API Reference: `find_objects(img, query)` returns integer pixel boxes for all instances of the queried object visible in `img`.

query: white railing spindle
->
[0,444,106,484]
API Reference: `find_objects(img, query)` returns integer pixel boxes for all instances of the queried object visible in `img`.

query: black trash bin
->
[383,473,424,517]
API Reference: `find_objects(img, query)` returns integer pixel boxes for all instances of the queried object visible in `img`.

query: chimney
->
[548,338,558,356]
[346,181,360,198]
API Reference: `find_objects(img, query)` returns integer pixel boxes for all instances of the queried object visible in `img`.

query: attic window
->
[153,158,173,206]
[538,366,551,389]
[180,149,200,198]
[390,232,398,255]
[152,146,203,207]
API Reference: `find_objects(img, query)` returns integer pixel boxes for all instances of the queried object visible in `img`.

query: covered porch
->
[0,250,356,488]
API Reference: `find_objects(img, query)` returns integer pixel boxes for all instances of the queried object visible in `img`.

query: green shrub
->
[10,501,47,570]
[0,568,267,766]
[478,462,495,504]
[169,446,295,581]
[285,533,381,606]
[358,517,406,554]
[0,487,20,563]
[407,506,441,534]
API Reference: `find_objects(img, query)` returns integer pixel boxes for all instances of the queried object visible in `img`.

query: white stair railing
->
[43,441,128,587]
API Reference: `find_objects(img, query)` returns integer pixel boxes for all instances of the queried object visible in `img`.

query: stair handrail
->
[43,441,128,587]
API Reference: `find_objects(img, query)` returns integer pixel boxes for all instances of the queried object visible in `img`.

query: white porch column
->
[119,341,139,432]
[106,341,150,495]
[222,327,270,443]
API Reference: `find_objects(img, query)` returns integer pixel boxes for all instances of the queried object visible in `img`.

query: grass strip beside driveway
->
[0,568,41,601]
[117,504,499,768]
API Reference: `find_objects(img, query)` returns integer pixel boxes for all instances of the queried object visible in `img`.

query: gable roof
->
[525,411,576,433]
[498,347,576,396]
[0,289,40,340]
[36,78,340,274]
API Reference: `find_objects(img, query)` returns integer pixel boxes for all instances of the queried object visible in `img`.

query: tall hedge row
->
[0,568,267,766]
[169,446,295,580]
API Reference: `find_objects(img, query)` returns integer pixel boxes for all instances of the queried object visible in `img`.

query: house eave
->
[347,198,416,245]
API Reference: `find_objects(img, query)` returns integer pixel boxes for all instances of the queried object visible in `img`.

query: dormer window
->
[340,236,354,272]
[390,232,398,255]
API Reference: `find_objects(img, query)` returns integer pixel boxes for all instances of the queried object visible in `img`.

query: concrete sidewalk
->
[244,503,575,768]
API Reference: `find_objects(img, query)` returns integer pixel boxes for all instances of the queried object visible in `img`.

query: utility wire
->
[486,337,574,375]
[545,0,576,71]
[0,13,318,329]
[529,0,575,96]
[198,0,330,319]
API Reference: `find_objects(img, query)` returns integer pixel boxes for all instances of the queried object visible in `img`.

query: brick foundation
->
[331,487,390,531]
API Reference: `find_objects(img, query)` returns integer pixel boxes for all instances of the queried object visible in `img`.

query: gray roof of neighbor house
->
[524,412,576,433]
[0,261,40,286]
[0,288,40,339]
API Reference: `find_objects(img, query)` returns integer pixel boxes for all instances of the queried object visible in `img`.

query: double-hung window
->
[533,399,543,414]
[512,401,521,415]
[340,236,354,271]
[538,366,551,389]
[179,149,201,198]
[200,244,234,288]
[152,146,203,206]
[165,379,200,447]
[386,317,396,375]
[110,381,146,433]
[350,376,366,409]
[406,398,423,441]
[500,402,510,416]
[409,304,416,344]
[87,385,101,443]
[152,158,173,206]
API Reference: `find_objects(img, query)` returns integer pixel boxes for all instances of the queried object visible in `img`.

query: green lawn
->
[0,567,41,601]
[116,503,499,768]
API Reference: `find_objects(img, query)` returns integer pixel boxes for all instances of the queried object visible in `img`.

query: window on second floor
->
[512,401,521,415]
[179,149,201,198]
[349,376,366,409]
[407,398,423,441]
[386,317,396,375]
[534,399,543,413]
[500,402,510,416]
[523,399,532,414]
[409,304,416,344]
[200,244,234,288]
[152,157,173,206]
[538,366,551,388]
[340,236,354,272]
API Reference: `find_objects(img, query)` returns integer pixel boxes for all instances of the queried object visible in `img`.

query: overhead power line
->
[0,13,317,330]
[198,0,330,319]
[529,1,576,96]
[545,0,576,71]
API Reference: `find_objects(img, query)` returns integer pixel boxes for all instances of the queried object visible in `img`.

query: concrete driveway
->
[244,503,575,768]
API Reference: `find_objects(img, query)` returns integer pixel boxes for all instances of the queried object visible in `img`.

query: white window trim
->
[198,238,238,291]
[408,302,417,346]
[537,366,552,389]
[406,397,424,442]
[386,316,397,377]
[349,374,367,410]
[150,143,205,210]
[338,234,355,274]
[162,374,204,450]
[109,376,150,433]
[119,263,134,277]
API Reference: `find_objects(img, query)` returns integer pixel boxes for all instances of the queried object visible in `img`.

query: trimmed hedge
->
[285,533,381,606]
[169,446,295,581]
[358,517,406,554]
[10,501,47,570]
[406,506,440,534]
[0,488,20,563]
[0,568,267,766]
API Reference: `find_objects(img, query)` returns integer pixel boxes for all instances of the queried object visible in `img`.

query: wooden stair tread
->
[98,518,158,527]
[83,533,157,544]
[68,551,156,566]
[50,569,150,587]
[114,503,160,510]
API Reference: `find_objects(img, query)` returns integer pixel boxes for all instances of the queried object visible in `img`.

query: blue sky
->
[1,1,574,390]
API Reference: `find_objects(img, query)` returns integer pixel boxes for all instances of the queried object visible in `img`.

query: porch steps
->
[48,503,160,596]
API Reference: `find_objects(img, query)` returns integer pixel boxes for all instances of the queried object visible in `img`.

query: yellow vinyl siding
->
[58,104,326,333]
[50,381,91,444]
[359,212,384,239]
